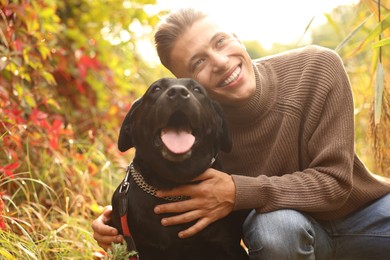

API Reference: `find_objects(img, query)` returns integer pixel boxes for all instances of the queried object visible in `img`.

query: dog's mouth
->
[157,111,197,161]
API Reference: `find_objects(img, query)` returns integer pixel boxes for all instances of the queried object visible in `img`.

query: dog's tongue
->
[161,128,195,154]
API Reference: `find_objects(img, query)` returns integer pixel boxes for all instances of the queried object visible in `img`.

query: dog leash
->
[119,163,139,260]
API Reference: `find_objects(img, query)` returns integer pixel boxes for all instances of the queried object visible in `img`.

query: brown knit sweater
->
[220,45,390,221]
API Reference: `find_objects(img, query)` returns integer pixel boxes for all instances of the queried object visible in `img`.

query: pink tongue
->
[161,128,195,154]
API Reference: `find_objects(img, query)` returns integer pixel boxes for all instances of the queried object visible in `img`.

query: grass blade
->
[374,62,385,124]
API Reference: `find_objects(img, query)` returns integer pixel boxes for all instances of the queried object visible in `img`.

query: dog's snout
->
[167,85,190,100]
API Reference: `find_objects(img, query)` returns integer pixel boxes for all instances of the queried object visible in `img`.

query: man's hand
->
[154,168,236,238]
[91,206,123,251]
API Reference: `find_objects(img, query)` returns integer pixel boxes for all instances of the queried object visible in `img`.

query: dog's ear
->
[212,101,232,153]
[118,98,142,152]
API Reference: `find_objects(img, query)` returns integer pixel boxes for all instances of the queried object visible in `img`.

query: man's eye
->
[216,36,226,47]
[193,59,205,70]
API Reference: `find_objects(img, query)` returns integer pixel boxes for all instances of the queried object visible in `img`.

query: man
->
[92,8,390,259]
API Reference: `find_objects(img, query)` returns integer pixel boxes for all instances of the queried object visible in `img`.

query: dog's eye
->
[151,86,161,93]
[193,87,202,93]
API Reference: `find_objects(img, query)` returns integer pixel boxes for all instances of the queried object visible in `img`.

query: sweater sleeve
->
[231,46,355,217]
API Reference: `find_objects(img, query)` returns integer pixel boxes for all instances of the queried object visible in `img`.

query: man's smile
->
[220,65,241,87]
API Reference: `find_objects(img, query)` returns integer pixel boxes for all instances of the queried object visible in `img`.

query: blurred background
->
[0,0,389,258]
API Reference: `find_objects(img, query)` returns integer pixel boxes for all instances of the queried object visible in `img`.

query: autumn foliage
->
[0,0,389,258]
[0,0,164,257]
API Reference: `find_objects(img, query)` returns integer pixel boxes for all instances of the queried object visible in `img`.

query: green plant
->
[105,241,138,260]
[0,0,163,257]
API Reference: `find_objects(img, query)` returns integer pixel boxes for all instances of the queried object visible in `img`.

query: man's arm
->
[154,168,235,238]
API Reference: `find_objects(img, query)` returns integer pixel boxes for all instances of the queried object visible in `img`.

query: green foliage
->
[1,0,389,258]
[106,241,138,260]
[243,40,268,59]
[0,0,165,258]
[311,0,390,175]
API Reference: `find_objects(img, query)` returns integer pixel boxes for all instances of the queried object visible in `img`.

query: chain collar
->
[129,162,190,202]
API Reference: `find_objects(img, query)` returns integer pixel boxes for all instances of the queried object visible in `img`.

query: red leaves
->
[29,108,74,150]
[74,50,103,94]
[1,89,26,126]
[0,163,20,179]
[2,107,26,125]
[1,103,74,182]
[30,107,48,124]
[12,39,23,52]
[77,53,101,79]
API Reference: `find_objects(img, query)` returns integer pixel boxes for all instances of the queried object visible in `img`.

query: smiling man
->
[156,12,256,108]
[93,8,390,259]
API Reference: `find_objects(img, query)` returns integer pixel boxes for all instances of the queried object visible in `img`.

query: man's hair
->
[154,8,208,69]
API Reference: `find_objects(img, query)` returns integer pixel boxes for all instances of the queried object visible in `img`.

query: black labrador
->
[110,78,248,260]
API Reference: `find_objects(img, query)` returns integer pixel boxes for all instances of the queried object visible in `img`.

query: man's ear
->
[117,98,142,152]
[212,101,232,153]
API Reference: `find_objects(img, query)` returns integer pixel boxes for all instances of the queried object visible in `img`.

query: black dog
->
[110,78,248,260]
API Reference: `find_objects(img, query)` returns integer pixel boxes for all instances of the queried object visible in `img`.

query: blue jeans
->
[242,194,390,260]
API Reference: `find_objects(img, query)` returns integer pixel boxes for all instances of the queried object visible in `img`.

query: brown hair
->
[154,8,208,69]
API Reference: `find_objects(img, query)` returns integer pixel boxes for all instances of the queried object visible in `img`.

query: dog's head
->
[118,78,231,186]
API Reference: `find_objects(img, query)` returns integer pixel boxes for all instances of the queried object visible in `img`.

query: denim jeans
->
[242,194,390,260]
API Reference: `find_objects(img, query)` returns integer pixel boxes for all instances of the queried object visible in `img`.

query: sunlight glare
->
[156,0,360,49]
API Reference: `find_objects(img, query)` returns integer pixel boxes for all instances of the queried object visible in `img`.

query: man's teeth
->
[222,67,241,86]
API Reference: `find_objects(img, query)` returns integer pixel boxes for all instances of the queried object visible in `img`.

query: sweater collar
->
[222,61,277,125]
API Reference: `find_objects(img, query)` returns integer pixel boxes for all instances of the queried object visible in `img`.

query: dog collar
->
[128,162,191,202]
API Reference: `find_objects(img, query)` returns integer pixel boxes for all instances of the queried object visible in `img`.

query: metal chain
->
[130,162,190,202]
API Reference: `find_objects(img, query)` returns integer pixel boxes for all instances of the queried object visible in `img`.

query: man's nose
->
[211,52,228,72]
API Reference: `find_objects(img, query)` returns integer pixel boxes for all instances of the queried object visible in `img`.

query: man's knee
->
[243,209,315,259]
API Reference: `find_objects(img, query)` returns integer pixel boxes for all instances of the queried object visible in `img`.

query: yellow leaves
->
[25,0,61,34]
[24,11,40,33]
[42,71,56,86]
[5,62,31,82]
[46,98,61,110]
[5,60,55,85]
[372,37,390,48]
[24,93,36,108]
[0,248,17,260]
[37,42,51,61]
[89,203,105,215]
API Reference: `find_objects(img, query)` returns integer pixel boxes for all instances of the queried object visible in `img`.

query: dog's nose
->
[166,85,190,100]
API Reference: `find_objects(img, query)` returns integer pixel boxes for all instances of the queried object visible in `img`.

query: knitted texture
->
[220,45,390,220]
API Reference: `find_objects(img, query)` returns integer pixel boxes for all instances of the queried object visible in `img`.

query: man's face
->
[169,17,256,107]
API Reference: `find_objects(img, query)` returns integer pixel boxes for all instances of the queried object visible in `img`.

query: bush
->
[0,0,163,258]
